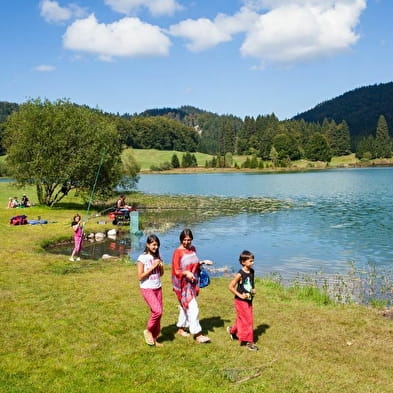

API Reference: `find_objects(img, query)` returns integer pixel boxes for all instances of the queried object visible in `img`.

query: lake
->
[132,168,393,281]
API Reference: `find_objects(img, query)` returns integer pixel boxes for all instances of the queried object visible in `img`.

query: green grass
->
[1,182,393,392]
[129,148,249,171]
[129,148,212,171]
[129,148,361,173]
[330,153,358,166]
[130,148,393,173]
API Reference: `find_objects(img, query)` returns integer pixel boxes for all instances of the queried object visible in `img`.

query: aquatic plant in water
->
[263,262,393,307]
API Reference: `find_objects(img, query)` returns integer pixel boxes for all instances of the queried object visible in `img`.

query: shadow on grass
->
[254,323,270,343]
[160,324,178,342]
[200,315,228,333]
[160,316,228,343]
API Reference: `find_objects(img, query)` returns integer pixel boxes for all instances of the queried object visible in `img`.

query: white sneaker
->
[69,257,75,262]
[76,257,80,261]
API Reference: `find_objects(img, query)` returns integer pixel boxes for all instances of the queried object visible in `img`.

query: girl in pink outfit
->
[69,214,83,262]
[137,234,164,347]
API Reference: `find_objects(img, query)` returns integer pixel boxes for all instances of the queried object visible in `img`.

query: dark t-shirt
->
[21,196,29,207]
[235,268,255,303]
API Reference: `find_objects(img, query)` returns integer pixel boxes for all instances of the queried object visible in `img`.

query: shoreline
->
[141,158,393,175]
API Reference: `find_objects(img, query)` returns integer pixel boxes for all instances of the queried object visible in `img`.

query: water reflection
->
[51,232,146,261]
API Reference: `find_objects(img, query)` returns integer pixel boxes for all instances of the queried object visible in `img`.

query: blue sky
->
[1,0,392,120]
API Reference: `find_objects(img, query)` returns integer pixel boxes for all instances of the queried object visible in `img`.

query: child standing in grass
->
[227,250,258,351]
[69,214,83,262]
[137,234,164,347]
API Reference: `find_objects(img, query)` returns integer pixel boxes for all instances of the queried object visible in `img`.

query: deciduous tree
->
[305,133,332,162]
[4,99,129,206]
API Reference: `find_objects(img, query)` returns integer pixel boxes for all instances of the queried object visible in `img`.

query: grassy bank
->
[1,183,393,393]
[130,149,393,173]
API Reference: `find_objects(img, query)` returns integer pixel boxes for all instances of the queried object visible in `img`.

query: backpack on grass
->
[10,215,28,225]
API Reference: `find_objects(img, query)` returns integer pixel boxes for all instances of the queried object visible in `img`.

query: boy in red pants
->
[227,250,258,351]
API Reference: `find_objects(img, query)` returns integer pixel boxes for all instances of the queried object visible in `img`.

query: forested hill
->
[137,105,243,154]
[293,82,393,139]
[138,105,207,121]
[0,101,19,123]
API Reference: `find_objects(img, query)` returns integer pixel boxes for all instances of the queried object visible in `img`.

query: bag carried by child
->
[199,267,210,288]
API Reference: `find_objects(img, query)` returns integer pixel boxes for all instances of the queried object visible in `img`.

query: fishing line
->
[135,206,283,211]
[82,149,106,232]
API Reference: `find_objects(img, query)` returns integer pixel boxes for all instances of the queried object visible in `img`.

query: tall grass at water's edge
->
[1,183,393,393]
[266,263,393,307]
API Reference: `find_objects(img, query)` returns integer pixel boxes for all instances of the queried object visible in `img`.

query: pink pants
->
[72,235,83,254]
[230,298,254,343]
[141,288,163,340]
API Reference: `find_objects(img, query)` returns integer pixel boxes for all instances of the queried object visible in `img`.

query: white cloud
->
[104,0,182,16]
[63,14,171,60]
[40,0,87,23]
[169,0,366,65]
[169,18,232,52]
[169,8,258,51]
[240,0,366,65]
[34,65,56,72]
[243,0,357,10]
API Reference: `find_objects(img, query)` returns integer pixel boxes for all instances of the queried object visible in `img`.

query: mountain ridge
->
[292,81,393,139]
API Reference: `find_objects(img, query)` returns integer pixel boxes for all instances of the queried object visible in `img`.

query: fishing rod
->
[82,150,106,232]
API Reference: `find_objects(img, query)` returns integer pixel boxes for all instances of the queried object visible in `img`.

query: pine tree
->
[355,135,376,160]
[326,120,351,156]
[181,152,193,168]
[191,153,198,167]
[171,153,180,168]
[224,152,233,168]
[375,115,392,158]
[250,154,258,168]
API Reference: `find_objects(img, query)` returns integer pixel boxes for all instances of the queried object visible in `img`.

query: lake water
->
[132,168,393,280]
[44,167,393,285]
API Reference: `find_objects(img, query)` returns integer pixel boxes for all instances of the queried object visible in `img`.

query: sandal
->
[143,329,154,346]
[227,326,238,341]
[246,342,259,351]
[195,334,211,343]
[177,328,190,337]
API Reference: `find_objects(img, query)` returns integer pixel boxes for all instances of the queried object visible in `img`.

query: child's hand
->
[153,259,162,268]
[240,293,250,300]
[252,289,256,295]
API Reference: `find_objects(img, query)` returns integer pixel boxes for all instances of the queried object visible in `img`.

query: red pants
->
[141,288,163,340]
[230,298,254,343]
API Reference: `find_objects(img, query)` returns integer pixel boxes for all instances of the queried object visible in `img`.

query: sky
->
[1,0,392,120]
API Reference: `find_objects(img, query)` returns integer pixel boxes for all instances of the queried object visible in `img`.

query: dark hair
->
[239,250,254,265]
[73,213,81,222]
[179,228,193,242]
[144,234,161,258]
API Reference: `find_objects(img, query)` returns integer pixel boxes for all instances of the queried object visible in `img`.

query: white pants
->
[177,298,202,335]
